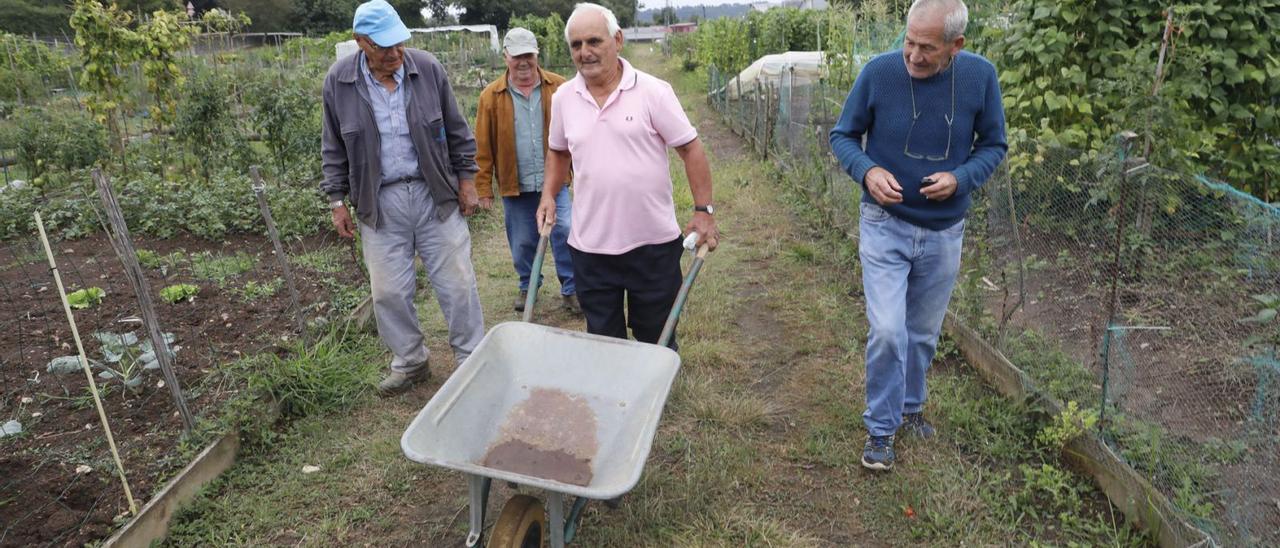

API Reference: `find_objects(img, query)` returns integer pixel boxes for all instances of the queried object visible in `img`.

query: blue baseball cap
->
[353,0,411,47]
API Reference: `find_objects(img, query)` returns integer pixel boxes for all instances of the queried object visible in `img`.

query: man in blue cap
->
[320,0,485,396]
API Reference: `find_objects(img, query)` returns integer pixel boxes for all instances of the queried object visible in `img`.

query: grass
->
[160,47,1151,547]
[290,247,344,274]
[190,251,255,286]
[234,277,282,303]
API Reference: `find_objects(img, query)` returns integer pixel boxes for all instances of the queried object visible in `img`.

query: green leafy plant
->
[244,77,319,175]
[988,0,1280,201]
[67,287,105,309]
[174,66,251,182]
[97,331,179,393]
[47,331,179,394]
[0,104,107,185]
[0,33,75,103]
[1036,400,1100,449]
[1018,463,1084,515]
[160,283,200,303]
[236,277,282,303]
[137,9,196,135]
[70,0,140,155]
[190,251,254,285]
[135,248,162,269]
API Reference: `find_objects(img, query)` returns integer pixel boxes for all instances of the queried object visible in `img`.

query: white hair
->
[908,0,968,42]
[564,3,622,44]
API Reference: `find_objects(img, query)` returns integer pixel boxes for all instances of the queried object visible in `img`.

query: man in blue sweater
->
[829,0,1007,471]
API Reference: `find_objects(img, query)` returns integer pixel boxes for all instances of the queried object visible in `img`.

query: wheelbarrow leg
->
[465,474,492,547]
[547,491,566,548]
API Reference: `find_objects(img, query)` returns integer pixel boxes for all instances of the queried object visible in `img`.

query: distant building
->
[623,26,669,42]
[669,22,698,34]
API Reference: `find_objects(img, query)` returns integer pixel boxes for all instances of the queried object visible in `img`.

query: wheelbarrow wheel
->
[486,494,547,548]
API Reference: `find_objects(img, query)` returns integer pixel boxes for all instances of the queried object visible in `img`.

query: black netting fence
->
[707,61,1280,546]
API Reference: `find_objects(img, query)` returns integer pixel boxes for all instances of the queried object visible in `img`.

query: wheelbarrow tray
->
[401,321,681,500]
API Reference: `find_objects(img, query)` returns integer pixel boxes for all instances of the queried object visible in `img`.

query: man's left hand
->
[921,171,959,201]
[684,212,719,251]
[459,179,480,216]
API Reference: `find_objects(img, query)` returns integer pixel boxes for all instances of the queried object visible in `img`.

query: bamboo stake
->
[34,211,138,516]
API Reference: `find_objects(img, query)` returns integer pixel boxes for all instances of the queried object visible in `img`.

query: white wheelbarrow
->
[402,227,711,547]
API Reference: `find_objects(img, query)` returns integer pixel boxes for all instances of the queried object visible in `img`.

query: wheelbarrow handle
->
[657,242,711,348]
[521,220,555,323]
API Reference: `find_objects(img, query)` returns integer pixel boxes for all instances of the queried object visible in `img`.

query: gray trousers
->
[360,181,485,372]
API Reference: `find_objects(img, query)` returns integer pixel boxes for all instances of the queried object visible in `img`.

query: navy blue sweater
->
[829,50,1007,230]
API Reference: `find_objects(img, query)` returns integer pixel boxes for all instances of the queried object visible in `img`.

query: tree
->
[422,0,449,22]
[0,0,72,36]
[218,0,293,31]
[287,0,425,35]
[455,0,634,31]
[655,6,676,25]
[455,0,512,29]
[387,0,427,27]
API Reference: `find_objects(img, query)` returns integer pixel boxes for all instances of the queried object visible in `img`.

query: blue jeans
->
[503,188,574,295]
[859,202,965,437]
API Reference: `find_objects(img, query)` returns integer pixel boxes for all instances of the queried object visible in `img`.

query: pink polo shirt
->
[548,57,698,255]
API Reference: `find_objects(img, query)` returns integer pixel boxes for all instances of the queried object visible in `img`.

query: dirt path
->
[161,48,1148,548]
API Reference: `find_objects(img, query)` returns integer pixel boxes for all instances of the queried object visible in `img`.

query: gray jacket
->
[320,48,478,228]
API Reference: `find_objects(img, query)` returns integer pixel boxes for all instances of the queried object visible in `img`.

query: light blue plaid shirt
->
[360,53,419,184]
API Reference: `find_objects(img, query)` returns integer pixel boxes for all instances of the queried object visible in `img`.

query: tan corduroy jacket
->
[474,67,569,199]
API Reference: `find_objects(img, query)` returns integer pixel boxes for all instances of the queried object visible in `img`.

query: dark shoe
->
[513,290,528,312]
[902,412,936,439]
[561,294,582,315]
[861,434,895,471]
[377,367,429,397]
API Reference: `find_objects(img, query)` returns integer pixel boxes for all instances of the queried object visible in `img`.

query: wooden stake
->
[92,169,196,434]
[249,166,307,339]
[5,37,22,106]
[34,211,138,515]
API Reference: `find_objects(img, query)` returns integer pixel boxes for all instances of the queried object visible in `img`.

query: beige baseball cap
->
[503,27,539,56]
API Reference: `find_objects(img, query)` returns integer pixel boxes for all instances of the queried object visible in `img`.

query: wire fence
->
[707,61,1280,546]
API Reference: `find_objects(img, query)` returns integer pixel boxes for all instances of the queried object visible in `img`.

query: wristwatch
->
[328,199,345,210]
[694,204,715,215]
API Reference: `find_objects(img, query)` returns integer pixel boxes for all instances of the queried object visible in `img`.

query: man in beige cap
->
[475,28,579,314]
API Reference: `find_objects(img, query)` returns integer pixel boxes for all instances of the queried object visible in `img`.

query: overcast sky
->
[641,1,756,8]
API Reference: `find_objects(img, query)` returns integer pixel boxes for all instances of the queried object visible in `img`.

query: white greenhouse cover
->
[723,51,825,99]
[335,24,501,60]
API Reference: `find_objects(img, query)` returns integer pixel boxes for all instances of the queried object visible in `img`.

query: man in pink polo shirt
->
[536,2,718,349]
